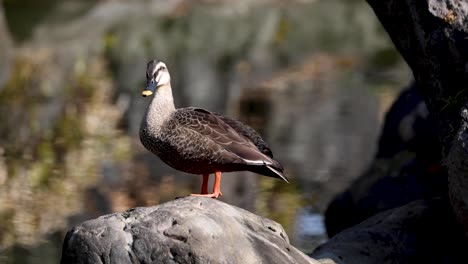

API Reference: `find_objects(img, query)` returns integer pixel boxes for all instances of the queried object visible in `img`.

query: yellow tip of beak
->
[142,90,153,97]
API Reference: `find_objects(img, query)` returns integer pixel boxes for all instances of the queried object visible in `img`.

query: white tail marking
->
[266,164,289,183]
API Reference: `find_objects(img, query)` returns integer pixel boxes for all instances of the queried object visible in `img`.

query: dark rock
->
[375,82,439,161]
[366,0,468,237]
[61,197,317,264]
[325,83,447,237]
[314,198,468,264]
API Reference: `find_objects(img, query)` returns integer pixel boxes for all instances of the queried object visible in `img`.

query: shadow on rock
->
[313,198,467,263]
[325,82,447,237]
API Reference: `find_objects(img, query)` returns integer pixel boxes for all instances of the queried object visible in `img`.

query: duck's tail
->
[244,158,288,183]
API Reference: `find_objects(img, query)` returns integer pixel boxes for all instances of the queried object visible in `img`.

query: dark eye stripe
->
[153,66,166,78]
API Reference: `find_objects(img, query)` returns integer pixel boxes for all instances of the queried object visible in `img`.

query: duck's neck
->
[143,84,176,135]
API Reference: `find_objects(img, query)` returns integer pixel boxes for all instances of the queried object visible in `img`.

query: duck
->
[139,59,287,198]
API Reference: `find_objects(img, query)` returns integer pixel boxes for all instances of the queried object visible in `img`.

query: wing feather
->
[213,113,274,158]
[170,107,286,181]
[173,108,268,162]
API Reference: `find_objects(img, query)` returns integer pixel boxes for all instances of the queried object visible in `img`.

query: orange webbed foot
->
[192,171,223,198]
[190,191,222,199]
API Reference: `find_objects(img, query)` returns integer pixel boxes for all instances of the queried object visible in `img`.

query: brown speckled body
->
[141,107,258,175]
[139,62,286,182]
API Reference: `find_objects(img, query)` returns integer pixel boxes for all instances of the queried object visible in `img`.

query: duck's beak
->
[142,79,157,97]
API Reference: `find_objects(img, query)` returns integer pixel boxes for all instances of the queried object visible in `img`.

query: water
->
[295,207,327,252]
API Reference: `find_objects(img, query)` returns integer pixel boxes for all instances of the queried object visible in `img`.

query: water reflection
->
[295,207,327,252]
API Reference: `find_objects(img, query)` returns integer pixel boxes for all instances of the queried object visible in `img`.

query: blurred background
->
[0,0,413,263]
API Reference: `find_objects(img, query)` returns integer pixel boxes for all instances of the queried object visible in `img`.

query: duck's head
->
[142,59,171,97]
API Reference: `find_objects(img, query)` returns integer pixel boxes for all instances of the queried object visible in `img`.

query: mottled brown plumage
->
[213,113,274,158]
[140,59,287,198]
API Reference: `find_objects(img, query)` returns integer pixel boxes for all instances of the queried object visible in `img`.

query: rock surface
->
[314,198,468,264]
[366,0,468,237]
[60,197,316,264]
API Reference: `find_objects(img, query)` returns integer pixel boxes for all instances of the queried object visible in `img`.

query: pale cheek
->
[160,75,170,84]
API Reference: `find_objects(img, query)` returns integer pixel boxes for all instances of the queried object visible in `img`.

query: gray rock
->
[61,197,317,264]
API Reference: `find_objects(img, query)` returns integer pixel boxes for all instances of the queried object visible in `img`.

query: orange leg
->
[200,174,209,194]
[190,171,223,198]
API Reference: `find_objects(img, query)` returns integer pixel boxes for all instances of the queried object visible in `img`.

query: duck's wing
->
[172,107,287,181]
[174,107,260,160]
[213,113,274,158]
